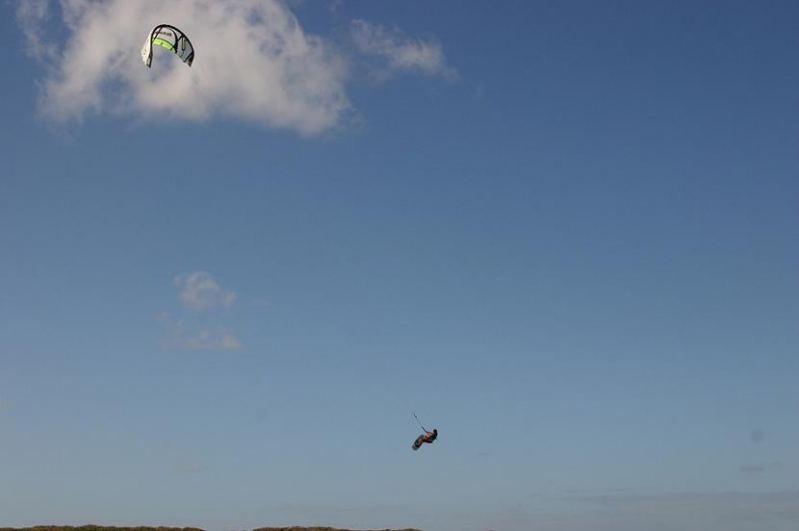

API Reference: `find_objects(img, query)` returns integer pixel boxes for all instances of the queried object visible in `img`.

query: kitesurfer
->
[412,428,438,451]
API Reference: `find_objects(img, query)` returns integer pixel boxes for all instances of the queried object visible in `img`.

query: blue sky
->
[2,1,798,530]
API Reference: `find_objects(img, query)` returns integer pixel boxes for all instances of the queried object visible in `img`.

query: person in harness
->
[412,428,438,451]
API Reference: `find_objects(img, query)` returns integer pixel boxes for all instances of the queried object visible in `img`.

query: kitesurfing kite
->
[141,24,194,67]
[411,412,438,451]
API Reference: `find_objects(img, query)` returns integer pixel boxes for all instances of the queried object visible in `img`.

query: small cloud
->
[158,312,242,352]
[174,271,235,311]
[160,271,242,350]
[15,0,57,62]
[350,19,456,81]
[181,328,242,351]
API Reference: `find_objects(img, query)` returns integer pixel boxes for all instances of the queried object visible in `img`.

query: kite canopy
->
[141,24,194,67]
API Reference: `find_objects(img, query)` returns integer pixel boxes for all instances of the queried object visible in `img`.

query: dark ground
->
[1,526,422,531]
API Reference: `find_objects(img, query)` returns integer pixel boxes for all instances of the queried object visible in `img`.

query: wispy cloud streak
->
[350,18,456,81]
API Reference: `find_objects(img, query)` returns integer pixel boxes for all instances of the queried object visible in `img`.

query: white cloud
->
[174,271,235,311]
[160,271,241,351]
[16,0,57,62]
[19,0,351,136]
[350,19,456,81]
[181,327,242,351]
[158,312,242,352]
[17,2,457,134]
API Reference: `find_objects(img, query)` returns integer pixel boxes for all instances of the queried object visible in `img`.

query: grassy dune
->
[1,527,421,531]
[0,528,203,531]
[254,528,422,531]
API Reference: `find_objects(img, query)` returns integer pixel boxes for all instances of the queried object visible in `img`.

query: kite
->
[141,24,194,67]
